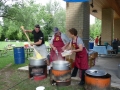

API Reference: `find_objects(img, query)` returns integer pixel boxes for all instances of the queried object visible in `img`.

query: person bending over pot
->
[49,27,70,63]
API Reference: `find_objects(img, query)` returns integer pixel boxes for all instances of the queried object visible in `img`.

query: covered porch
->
[65,0,120,89]
[65,0,120,49]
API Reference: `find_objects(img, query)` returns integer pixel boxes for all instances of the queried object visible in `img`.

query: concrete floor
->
[71,54,120,88]
[93,55,120,89]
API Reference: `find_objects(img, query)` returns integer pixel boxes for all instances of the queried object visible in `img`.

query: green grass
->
[0,41,49,49]
[0,41,49,69]
[0,45,84,90]
[0,41,24,49]
[0,73,84,90]
[0,46,119,90]
[0,42,116,90]
[0,51,29,70]
[0,50,84,90]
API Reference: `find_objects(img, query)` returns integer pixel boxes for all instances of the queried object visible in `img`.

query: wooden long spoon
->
[20,26,43,59]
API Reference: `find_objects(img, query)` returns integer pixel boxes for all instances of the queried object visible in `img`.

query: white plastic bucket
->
[36,86,45,90]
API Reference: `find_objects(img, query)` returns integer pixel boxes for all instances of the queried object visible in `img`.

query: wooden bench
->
[0,49,7,56]
[0,46,13,57]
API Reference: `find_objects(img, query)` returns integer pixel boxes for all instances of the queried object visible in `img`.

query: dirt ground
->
[0,65,120,90]
[0,66,83,90]
[0,68,28,90]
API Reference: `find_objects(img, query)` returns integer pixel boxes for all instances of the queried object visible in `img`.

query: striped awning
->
[63,0,89,2]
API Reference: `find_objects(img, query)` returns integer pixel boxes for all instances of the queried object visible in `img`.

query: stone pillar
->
[114,19,120,40]
[101,8,113,45]
[66,2,90,49]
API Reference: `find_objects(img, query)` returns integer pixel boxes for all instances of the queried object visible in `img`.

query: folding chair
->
[107,45,117,56]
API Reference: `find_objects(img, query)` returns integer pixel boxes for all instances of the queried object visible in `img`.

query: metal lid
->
[86,68,107,76]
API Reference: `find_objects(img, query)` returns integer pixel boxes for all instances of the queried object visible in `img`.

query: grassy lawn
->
[0,41,49,49]
[0,51,84,90]
[0,54,119,90]
[0,41,49,69]
[0,51,29,70]
[0,41,119,90]
[0,42,84,90]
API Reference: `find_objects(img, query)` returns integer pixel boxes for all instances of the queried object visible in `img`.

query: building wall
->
[101,8,113,45]
[114,19,120,40]
[66,2,90,49]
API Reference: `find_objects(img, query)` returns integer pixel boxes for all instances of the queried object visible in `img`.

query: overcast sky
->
[36,0,66,8]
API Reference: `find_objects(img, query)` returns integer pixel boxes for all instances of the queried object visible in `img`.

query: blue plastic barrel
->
[13,47,25,64]
[89,42,94,49]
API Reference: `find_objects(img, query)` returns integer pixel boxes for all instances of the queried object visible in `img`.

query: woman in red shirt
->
[95,36,99,46]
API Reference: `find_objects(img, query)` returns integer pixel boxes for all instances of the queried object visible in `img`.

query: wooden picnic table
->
[25,47,34,59]
[0,48,12,56]
[24,46,51,59]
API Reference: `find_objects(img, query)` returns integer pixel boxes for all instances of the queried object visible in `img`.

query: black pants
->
[71,66,78,77]
[71,67,86,82]
[81,69,86,82]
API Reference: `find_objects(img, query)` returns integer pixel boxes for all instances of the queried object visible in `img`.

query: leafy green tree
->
[90,18,101,40]
[0,26,3,39]
[2,0,47,40]
[53,8,66,33]
[43,1,66,36]
[42,0,66,40]
[0,0,66,41]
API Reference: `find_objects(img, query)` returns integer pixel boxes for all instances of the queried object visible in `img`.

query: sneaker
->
[71,77,80,80]
[71,75,76,77]
[78,81,85,86]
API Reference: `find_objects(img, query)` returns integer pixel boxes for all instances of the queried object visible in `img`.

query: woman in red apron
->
[49,27,70,63]
[68,28,89,85]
